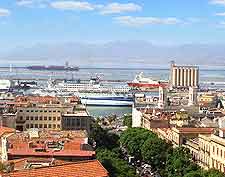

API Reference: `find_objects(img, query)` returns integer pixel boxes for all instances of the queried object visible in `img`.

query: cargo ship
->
[27,63,79,71]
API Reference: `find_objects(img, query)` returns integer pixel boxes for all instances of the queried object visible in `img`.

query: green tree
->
[97,148,137,177]
[184,170,203,177]
[123,114,132,128]
[203,169,225,177]
[165,147,199,177]
[120,128,156,158]
[141,136,171,170]
[90,122,119,150]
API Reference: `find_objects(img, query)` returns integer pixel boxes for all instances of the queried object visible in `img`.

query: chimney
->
[219,129,225,138]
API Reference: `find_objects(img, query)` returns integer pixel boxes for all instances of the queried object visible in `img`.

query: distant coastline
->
[0,66,224,71]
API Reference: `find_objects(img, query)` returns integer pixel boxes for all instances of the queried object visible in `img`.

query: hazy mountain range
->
[1,41,225,67]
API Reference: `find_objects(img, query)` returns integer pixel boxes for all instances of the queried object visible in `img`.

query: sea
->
[0,66,224,117]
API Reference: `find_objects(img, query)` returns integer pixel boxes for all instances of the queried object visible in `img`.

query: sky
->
[1,0,225,52]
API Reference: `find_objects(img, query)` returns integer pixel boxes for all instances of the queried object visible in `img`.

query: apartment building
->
[16,103,73,131]
[197,132,225,172]
[153,127,214,146]
[153,126,225,173]
[14,96,93,134]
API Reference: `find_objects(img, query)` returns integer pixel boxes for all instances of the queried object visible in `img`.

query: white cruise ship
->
[45,77,133,107]
[49,77,130,94]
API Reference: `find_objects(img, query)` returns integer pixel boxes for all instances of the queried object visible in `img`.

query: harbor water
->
[0,66,225,117]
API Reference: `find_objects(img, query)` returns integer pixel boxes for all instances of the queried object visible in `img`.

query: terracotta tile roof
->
[8,149,95,157]
[15,96,60,104]
[0,126,15,137]
[64,141,82,150]
[175,127,214,134]
[8,158,70,171]
[3,160,109,177]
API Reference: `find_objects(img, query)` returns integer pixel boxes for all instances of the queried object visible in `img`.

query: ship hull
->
[81,99,133,107]
[27,66,79,71]
[80,96,133,107]
[127,83,162,88]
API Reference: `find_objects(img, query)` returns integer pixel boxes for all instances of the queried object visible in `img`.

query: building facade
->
[61,112,92,133]
[198,133,225,172]
[16,103,73,131]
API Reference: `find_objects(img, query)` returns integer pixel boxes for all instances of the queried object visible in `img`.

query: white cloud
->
[16,0,34,6]
[50,1,95,11]
[219,21,225,26]
[16,0,48,8]
[215,12,225,16]
[0,8,10,17]
[114,16,182,27]
[210,0,225,5]
[100,3,142,15]
[217,21,225,28]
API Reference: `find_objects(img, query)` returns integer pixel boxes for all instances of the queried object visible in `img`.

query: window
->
[19,110,23,112]
[213,146,215,153]
[19,116,23,120]
[44,116,47,120]
[40,110,43,113]
[30,124,33,128]
[31,110,34,112]
[58,110,60,113]
[72,119,75,126]
[39,116,43,121]
[26,116,29,120]
[217,148,219,155]
[76,119,81,127]
[49,117,52,121]
[35,124,38,128]
[30,116,34,121]
[44,124,47,128]
[48,124,52,128]
[221,150,223,158]
[53,124,56,129]
[35,116,38,120]
[81,119,86,127]
[26,110,30,112]
[49,110,52,113]
[53,117,56,121]
[39,124,43,128]
[35,110,38,112]
[26,124,29,129]
[57,117,60,121]
[57,124,60,129]
[53,110,56,112]
[44,110,47,112]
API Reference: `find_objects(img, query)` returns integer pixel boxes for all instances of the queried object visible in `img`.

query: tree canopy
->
[91,123,136,177]
[120,127,225,177]
[96,148,137,177]
[123,114,132,128]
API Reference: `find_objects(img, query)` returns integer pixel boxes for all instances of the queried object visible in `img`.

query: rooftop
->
[0,126,16,137]
[7,130,94,159]
[174,127,214,134]
[2,160,108,177]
